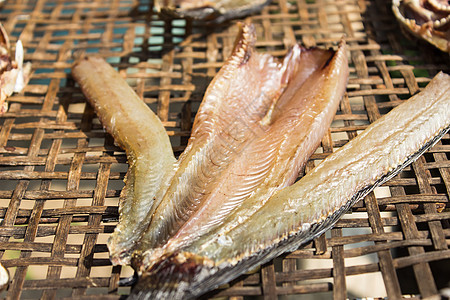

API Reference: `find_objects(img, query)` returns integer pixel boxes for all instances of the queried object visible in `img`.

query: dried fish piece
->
[131,26,348,266]
[0,23,32,113]
[393,0,450,52]
[71,56,177,266]
[72,22,348,264]
[155,0,271,23]
[0,262,8,291]
[131,72,450,299]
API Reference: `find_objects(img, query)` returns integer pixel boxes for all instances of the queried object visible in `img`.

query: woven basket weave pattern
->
[0,0,449,298]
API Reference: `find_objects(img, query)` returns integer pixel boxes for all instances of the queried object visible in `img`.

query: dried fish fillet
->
[72,21,348,265]
[71,56,177,266]
[0,23,32,113]
[393,0,450,52]
[132,25,348,265]
[71,23,347,297]
[130,72,450,299]
[190,71,450,263]
[155,0,271,23]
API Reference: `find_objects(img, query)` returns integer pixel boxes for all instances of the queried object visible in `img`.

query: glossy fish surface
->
[72,56,177,266]
[155,0,271,23]
[72,22,450,298]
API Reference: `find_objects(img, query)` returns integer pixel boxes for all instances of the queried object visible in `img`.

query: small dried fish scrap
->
[0,23,32,113]
[155,0,271,23]
[72,23,450,299]
[393,0,450,52]
[0,262,8,291]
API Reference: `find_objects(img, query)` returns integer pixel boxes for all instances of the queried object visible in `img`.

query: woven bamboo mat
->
[0,0,449,299]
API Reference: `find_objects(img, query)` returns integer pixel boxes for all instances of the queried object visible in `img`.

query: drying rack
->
[0,0,449,299]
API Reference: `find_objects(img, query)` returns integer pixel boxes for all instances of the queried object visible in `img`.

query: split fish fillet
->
[130,24,348,266]
[72,22,450,299]
[155,0,271,23]
[73,22,348,270]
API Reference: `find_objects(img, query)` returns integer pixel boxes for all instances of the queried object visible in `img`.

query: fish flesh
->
[0,23,32,113]
[155,0,271,23]
[392,0,450,53]
[71,56,177,266]
[72,22,349,298]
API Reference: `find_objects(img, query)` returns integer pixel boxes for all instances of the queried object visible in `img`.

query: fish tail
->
[129,252,217,300]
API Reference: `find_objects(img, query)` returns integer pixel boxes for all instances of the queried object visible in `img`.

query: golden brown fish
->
[155,0,271,23]
[392,0,450,52]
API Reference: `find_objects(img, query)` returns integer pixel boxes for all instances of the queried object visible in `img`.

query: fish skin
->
[155,0,271,23]
[71,56,177,266]
[131,72,450,300]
